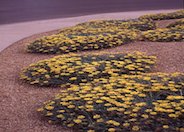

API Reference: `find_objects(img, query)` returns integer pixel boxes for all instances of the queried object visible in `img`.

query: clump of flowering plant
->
[20,52,156,86]
[141,28,184,42]
[166,18,184,30]
[139,10,184,20]
[37,73,184,132]
[27,19,156,54]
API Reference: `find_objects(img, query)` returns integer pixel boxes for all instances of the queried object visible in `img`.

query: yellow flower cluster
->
[76,19,156,31]
[27,19,156,54]
[139,10,184,20]
[37,73,184,131]
[141,28,184,42]
[166,18,184,30]
[27,10,184,54]
[141,17,184,42]
[21,10,184,131]
[27,30,138,54]
[20,52,156,86]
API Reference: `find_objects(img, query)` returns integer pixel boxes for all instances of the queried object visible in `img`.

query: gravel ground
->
[0,20,184,132]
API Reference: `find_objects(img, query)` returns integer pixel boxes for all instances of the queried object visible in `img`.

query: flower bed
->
[27,10,184,54]
[21,10,184,131]
[20,52,156,86]
[141,28,184,42]
[166,18,184,30]
[37,73,184,132]
[76,19,156,31]
[27,19,156,54]
[139,10,184,20]
[27,30,138,54]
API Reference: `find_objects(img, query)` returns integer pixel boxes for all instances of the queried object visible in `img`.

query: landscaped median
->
[37,73,184,132]
[20,52,156,86]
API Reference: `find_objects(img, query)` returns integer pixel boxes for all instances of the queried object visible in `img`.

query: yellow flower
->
[150,111,157,115]
[87,130,95,132]
[132,126,140,131]
[67,105,75,109]
[46,112,53,116]
[45,105,54,110]
[107,120,120,126]
[108,128,116,132]
[141,114,149,119]
[56,114,64,118]
[73,119,82,124]
[78,115,85,119]
[67,123,74,127]
[96,118,104,122]
[168,114,178,118]
[163,125,169,129]
[96,100,104,103]
[57,110,65,113]
[69,77,77,81]
[123,122,130,127]
[93,114,101,119]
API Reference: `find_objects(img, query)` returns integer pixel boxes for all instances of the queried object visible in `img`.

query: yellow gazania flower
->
[56,114,64,118]
[45,105,54,110]
[132,126,140,131]
[78,115,85,119]
[93,114,101,119]
[163,125,169,129]
[123,122,130,127]
[73,119,82,124]
[108,128,116,132]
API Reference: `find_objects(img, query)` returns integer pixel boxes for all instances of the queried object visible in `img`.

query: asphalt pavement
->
[0,0,183,24]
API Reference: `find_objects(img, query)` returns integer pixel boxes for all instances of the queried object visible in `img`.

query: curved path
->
[0,9,179,52]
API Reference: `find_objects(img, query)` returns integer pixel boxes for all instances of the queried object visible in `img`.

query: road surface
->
[0,0,183,24]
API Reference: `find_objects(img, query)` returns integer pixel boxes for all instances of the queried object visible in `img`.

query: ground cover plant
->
[140,17,184,42]
[27,30,138,54]
[27,19,156,54]
[166,18,184,30]
[141,28,184,42]
[139,10,184,20]
[27,10,184,54]
[76,19,156,31]
[37,73,184,132]
[20,10,184,132]
[20,52,156,86]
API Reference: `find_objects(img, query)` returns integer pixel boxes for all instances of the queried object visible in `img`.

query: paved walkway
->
[0,9,178,52]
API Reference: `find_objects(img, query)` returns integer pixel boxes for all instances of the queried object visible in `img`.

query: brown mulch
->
[0,19,184,132]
